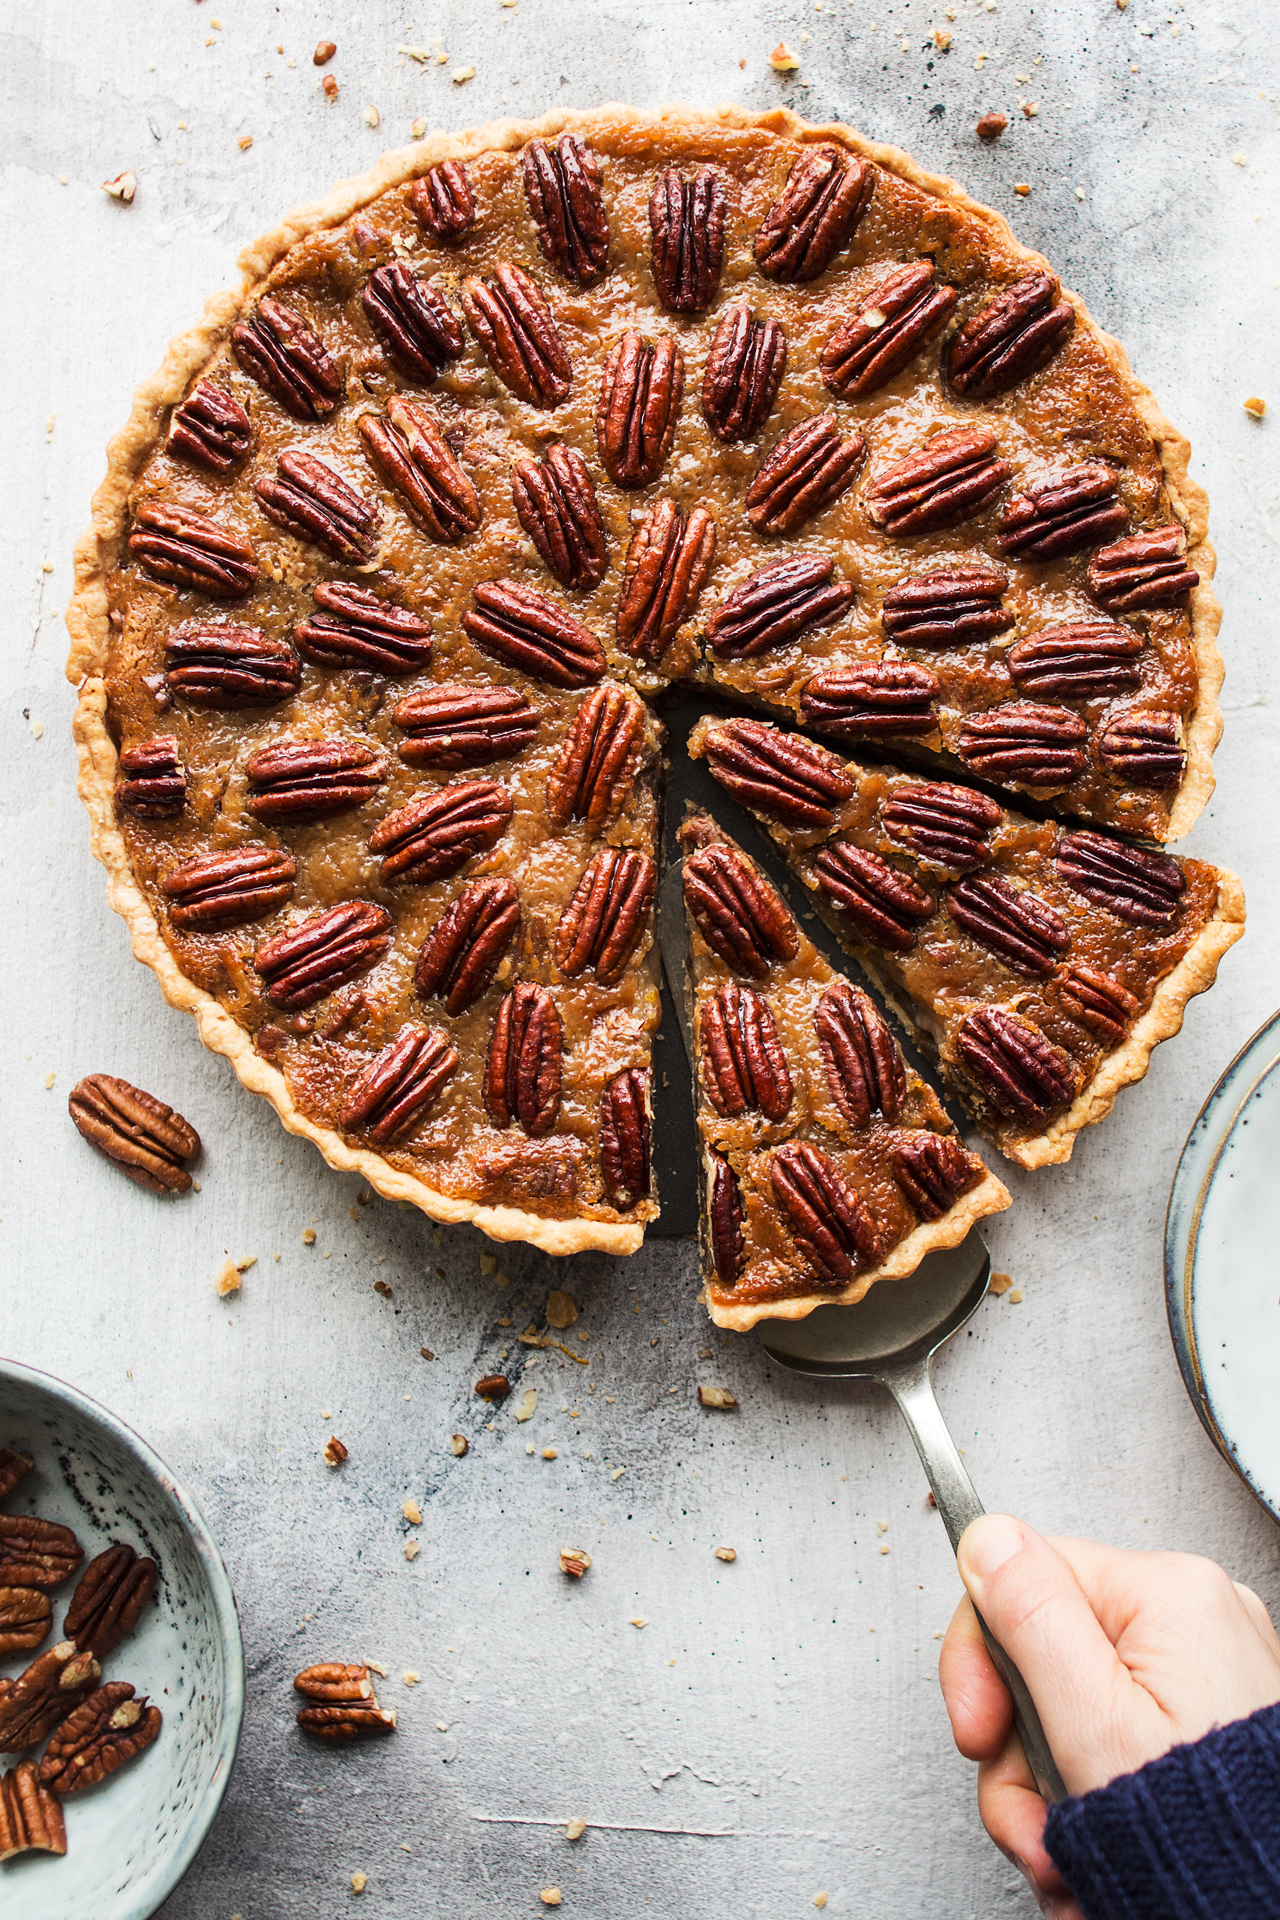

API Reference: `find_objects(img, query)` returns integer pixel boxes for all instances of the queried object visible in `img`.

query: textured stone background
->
[4,1,1280,1914]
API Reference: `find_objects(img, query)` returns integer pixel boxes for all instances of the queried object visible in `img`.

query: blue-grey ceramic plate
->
[1165,1009,1280,1525]
[0,1359,243,1918]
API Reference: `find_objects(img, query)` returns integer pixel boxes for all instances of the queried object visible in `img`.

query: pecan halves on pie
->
[947,873,1071,975]
[0,1763,66,1861]
[37,1682,162,1795]
[702,308,788,443]
[522,133,609,285]
[167,380,251,473]
[360,262,465,383]
[1096,710,1187,788]
[682,844,799,980]
[881,782,1003,871]
[162,847,297,932]
[821,262,958,399]
[700,717,855,829]
[128,503,259,598]
[340,1026,459,1143]
[815,980,905,1126]
[411,160,476,241]
[63,1544,158,1659]
[0,1642,101,1752]
[546,686,647,832]
[596,332,684,488]
[947,272,1076,398]
[864,427,1012,537]
[955,1007,1076,1125]
[997,464,1128,563]
[1057,964,1141,1045]
[1008,621,1142,699]
[813,842,936,952]
[393,684,538,769]
[68,1075,199,1194]
[0,1452,33,1505]
[754,146,874,282]
[770,1141,880,1284]
[164,623,301,707]
[460,262,572,408]
[246,739,386,823]
[616,501,716,661]
[1055,831,1185,927]
[1088,525,1200,612]
[368,782,513,884]
[295,581,432,675]
[484,983,564,1136]
[231,295,343,419]
[707,554,855,660]
[600,1068,652,1208]
[700,982,792,1122]
[254,902,393,1010]
[0,1590,51,1659]
[554,848,657,983]
[958,703,1089,786]
[801,663,941,741]
[0,1517,81,1592]
[892,1134,984,1221]
[512,444,607,590]
[116,735,186,817]
[746,414,866,535]
[415,878,521,1015]
[463,579,606,687]
[254,449,380,562]
[881,566,1013,648]
[359,397,481,544]
[708,1154,745,1283]
[649,166,726,312]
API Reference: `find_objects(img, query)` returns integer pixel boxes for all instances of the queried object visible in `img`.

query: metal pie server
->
[656,862,1066,1805]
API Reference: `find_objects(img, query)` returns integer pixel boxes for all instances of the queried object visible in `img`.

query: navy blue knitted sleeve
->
[1044,1701,1280,1920]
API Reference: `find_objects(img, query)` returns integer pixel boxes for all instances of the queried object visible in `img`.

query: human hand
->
[938,1515,1280,1917]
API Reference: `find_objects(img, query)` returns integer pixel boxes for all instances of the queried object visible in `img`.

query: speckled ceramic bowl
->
[0,1358,243,1918]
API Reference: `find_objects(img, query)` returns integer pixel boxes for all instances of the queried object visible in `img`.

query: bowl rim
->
[0,1354,246,1920]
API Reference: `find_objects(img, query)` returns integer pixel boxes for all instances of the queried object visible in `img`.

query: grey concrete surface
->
[4,1,1280,1914]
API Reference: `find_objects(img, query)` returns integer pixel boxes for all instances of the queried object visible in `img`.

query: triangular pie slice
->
[677,809,1010,1329]
[690,716,1245,1168]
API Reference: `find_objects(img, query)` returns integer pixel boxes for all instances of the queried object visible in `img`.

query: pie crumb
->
[714,1546,737,1562]
[363,105,380,128]
[989,1271,1013,1294]
[450,1434,469,1457]
[541,1893,562,1909]
[302,1228,316,1245]
[546,1289,578,1328]
[216,1255,255,1296]
[1008,1288,1023,1303]
[351,1873,367,1894]
[404,1539,420,1560]
[1014,182,1032,195]
[403,1499,423,1524]
[1244,396,1267,419]
[238,135,254,150]
[769,42,800,69]
[813,1897,828,1911]
[698,1386,738,1410]
[313,40,337,64]
[559,1546,591,1577]
[566,1817,587,1840]
[102,170,138,203]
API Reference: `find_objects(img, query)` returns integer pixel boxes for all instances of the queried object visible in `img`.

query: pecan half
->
[955,1007,1076,1125]
[0,1453,32,1504]
[801,662,941,740]
[1058,964,1141,1044]
[616,500,716,661]
[554,848,656,983]
[0,1643,100,1752]
[128,503,259,598]
[522,133,609,285]
[484,983,564,1135]
[947,272,1076,397]
[37,1683,162,1795]
[411,160,476,241]
[167,380,251,473]
[512,444,607,590]
[63,1544,158,1658]
[460,262,572,408]
[254,449,380,562]
[815,980,904,1126]
[0,1763,65,1860]
[0,1591,50,1659]
[1096,710,1187,788]
[708,1154,745,1283]
[415,878,521,1015]
[881,782,1003,871]
[947,873,1071,975]
[295,581,432,675]
[746,414,866,535]
[546,686,646,831]
[297,1702,398,1741]
[699,982,793,1121]
[702,308,788,442]
[162,847,297,932]
[707,553,855,660]
[368,781,513,884]
[596,332,684,488]
[462,579,605,687]
[958,703,1089,786]
[393,684,538,769]
[164,623,301,708]
[340,1026,459,1143]
[649,166,725,312]
[1055,831,1185,927]
[360,263,465,382]
[754,146,874,282]
[700,717,855,829]
[813,842,935,951]
[821,262,958,399]
[116,735,186,816]
[68,1075,199,1195]
[1088,526,1200,612]
[864,427,1012,536]
[771,1141,879,1284]
[600,1069,651,1207]
[881,566,1013,648]
[997,464,1128,563]
[1008,621,1143,699]
[246,740,386,822]
[294,1663,376,1704]
[682,844,798,981]
[231,296,342,419]
[254,901,394,1009]
[359,397,481,544]
[893,1134,984,1221]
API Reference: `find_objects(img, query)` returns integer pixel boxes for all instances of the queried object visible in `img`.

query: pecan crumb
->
[769,41,800,69]
[1021,101,1039,118]
[449,1434,468,1457]
[102,171,138,203]
[976,111,1008,137]
[322,75,339,99]
[1244,395,1267,419]
[404,1540,420,1561]
[541,1891,562,1907]
[989,1271,1014,1295]
[513,1389,538,1423]
[714,1546,737,1562]
[323,1437,348,1467]
[559,1547,591,1578]
[313,39,336,64]
[475,1374,510,1401]
[420,1348,435,1361]
[363,105,380,128]
[1014,182,1031,195]
[934,29,952,49]
[238,135,253,151]
[302,1228,317,1245]
[697,1386,738,1411]
[565,1817,587,1840]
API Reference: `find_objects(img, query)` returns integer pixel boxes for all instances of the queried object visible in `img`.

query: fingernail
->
[962,1513,1025,1581]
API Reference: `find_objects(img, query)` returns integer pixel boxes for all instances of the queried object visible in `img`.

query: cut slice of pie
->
[676,810,1010,1328]
[690,715,1245,1169]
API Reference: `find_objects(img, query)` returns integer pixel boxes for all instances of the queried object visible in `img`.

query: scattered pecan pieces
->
[360,262,465,382]
[1055,831,1184,927]
[708,1155,745,1283]
[801,663,941,740]
[955,1007,1076,1125]
[813,842,935,952]
[1058,964,1141,1045]
[864,427,1011,536]
[649,166,725,312]
[893,1135,984,1220]
[393,684,538,769]
[996,464,1128,562]
[0,1642,100,1752]
[616,500,716,661]
[68,1075,199,1195]
[815,980,904,1126]
[947,874,1071,975]
[512,444,607,590]
[958,703,1089,786]
[522,133,609,285]
[37,1682,162,1795]
[475,1375,511,1401]
[702,308,788,442]
[162,847,297,931]
[411,160,476,241]
[295,581,432,675]
[341,1026,459,1143]
[700,717,854,829]
[596,332,684,488]
[246,740,386,822]
[771,1141,879,1284]
[460,262,572,408]
[63,1544,157,1661]
[707,553,854,659]
[254,449,380,562]
[254,902,393,1010]
[231,296,342,420]
[1096,709,1187,787]
[359,397,481,544]
[746,413,865,535]
[0,1590,51,1659]
[116,735,186,817]
[463,579,605,687]
[881,566,1013,648]
[164,622,301,707]
[485,984,564,1136]
[820,262,957,399]
[295,1662,397,1740]
[554,848,656,984]
[1008,621,1142,699]
[700,981,792,1122]
[1088,525,1199,612]
[0,1453,32,1505]
[369,781,513,884]
[754,146,874,282]
[415,877,521,1015]
[546,686,647,832]
[947,272,1076,398]
[682,843,798,981]
[881,782,1003,871]
[167,379,251,473]
[0,1762,65,1861]
[128,502,259,598]
[600,1068,652,1208]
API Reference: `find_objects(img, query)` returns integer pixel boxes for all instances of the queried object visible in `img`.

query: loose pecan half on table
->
[38,1683,162,1794]
[295,1662,397,1741]
[68,1075,200,1194]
